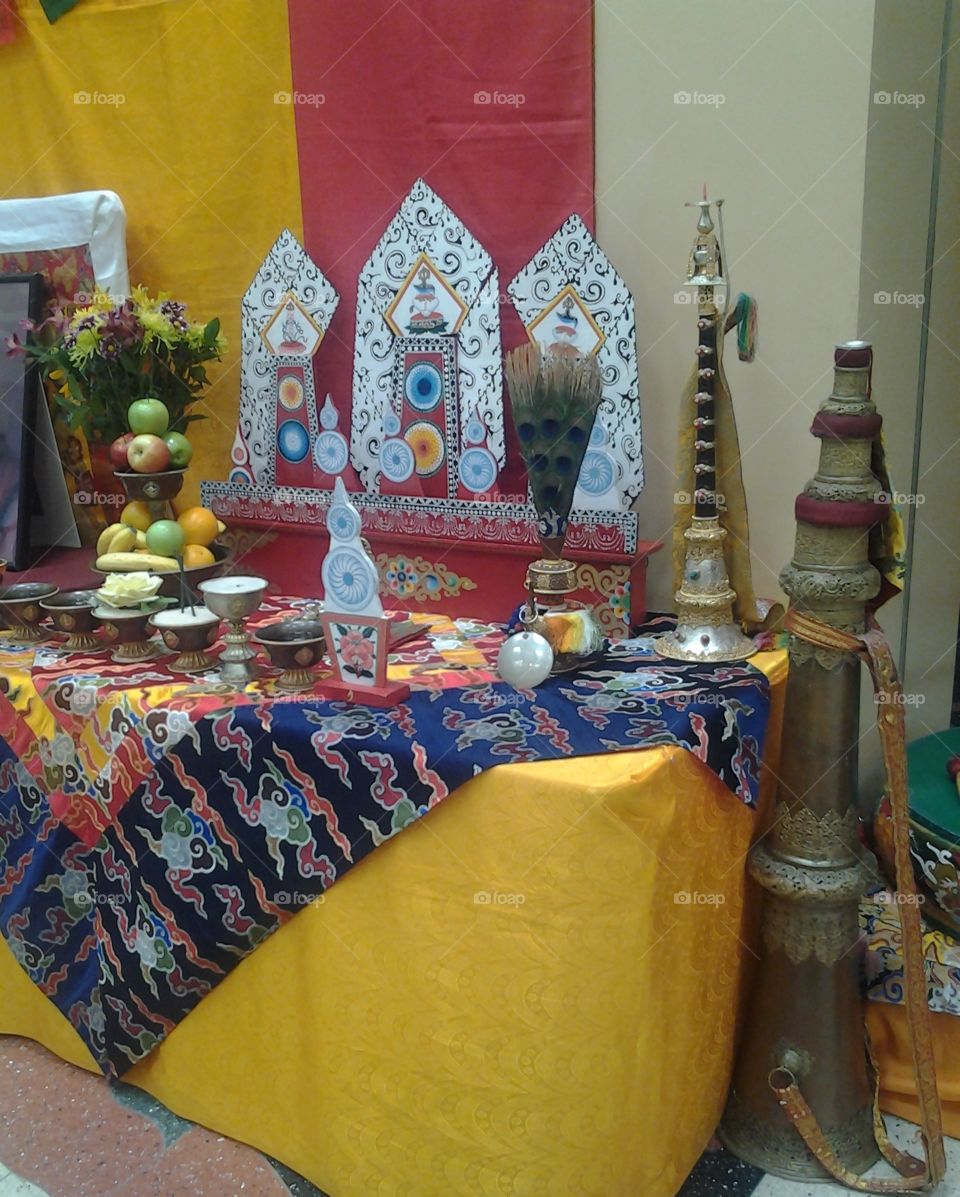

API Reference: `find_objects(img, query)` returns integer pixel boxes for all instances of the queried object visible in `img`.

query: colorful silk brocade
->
[0,608,770,1074]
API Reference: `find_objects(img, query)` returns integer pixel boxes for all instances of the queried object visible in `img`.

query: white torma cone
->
[321,477,384,618]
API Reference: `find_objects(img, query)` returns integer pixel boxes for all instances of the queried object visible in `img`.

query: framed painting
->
[0,273,43,569]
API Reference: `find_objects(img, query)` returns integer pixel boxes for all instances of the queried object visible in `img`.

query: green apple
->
[163,431,193,469]
[145,519,185,558]
[128,398,170,436]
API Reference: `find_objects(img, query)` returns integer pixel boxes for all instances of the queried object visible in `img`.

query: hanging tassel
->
[724,292,758,363]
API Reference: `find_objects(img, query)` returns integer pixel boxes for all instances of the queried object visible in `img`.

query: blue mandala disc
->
[277,419,310,463]
[578,449,615,496]
[314,430,348,475]
[380,437,415,483]
[458,446,498,494]
[324,549,375,611]
[404,361,443,412]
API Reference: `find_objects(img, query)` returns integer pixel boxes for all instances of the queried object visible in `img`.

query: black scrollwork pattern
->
[508,214,643,509]
[351,178,502,491]
[236,229,339,484]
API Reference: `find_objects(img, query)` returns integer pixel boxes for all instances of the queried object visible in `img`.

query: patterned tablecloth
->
[0,603,771,1075]
[861,890,960,1015]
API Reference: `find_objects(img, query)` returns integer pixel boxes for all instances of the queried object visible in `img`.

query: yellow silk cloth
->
[0,651,786,1197]
[0,0,302,509]
[866,1003,960,1140]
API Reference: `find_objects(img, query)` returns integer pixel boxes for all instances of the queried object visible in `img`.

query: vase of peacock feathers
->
[505,343,603,559]
[505,343,605,670]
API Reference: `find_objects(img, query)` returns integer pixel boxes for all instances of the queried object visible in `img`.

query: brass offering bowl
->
[150,606,221,674]
[113,468,186,523]
[93,605,160,663]
[40,590,100,651]
[254,615,326,692]
[522,559,603,674]
[0,582,59,643]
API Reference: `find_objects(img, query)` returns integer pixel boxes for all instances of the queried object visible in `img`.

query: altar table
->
[0,607,787,1197]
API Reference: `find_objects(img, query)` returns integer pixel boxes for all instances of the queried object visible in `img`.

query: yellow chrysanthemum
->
[68,327,100,365]
[69,305,100,328]
[139,310,176,346]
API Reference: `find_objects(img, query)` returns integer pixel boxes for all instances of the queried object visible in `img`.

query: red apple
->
[126,433,171,474]
[109,432,135,470]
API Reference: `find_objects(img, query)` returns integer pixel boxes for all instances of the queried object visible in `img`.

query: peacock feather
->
[505,342,603,558]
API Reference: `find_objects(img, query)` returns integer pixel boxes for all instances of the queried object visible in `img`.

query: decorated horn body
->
[720,341,888,1179]
[655,194,755,662]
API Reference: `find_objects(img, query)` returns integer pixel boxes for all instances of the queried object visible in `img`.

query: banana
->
[96,523,137,556]
[135,530,148,548]
[216,520,227,534]
[96,551,179,573]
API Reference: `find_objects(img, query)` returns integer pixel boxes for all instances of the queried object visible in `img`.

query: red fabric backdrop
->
[287,0,595,494]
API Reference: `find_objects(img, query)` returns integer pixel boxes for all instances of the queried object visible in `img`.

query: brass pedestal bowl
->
[113,468,186,523]
[40,590,100,651]
[0,582,59,644]
[254,616,326,692]
[150,607,221,673]
[93,606,161,663]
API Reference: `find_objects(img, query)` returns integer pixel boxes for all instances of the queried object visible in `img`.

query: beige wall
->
[596,0,877,614]
[857,0,954,751]
[598,0,959,769]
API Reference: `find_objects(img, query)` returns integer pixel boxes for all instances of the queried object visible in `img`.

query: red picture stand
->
[317,612,411,708]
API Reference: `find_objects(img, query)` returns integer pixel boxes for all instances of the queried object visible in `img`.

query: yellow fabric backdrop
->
[0,0,302,508]
[0,652,787,1197]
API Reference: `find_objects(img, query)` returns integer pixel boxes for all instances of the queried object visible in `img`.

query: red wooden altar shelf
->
[203,484,661,636]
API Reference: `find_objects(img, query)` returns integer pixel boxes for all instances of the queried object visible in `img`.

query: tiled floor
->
[1,1034,956,1196]
[0,1038,327,1197]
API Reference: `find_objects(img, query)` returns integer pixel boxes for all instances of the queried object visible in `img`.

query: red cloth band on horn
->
[835,345,873,369]
[811,412,883,440]
[795,494,889,527]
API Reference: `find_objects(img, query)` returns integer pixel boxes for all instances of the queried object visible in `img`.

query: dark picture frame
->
[0,273,43,570]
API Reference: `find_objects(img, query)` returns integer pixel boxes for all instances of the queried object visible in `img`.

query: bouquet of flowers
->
[8,285,225,443]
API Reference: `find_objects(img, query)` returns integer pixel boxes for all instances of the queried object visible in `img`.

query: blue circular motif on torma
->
[325,549,375,610]
[277,419,310,463]
[404,361,443,412]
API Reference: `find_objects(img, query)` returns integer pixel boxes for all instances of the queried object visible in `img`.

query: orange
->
[176,506,220,547]
[182,543,216,568]
[120,500,153,532]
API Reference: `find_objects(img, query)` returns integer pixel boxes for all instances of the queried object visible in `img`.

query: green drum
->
[876,728,960,938]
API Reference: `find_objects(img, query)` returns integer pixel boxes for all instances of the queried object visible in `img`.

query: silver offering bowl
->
[199,575,269,687]
[40,590,100,651]
[0,582,59,643]
[150,606,221,673]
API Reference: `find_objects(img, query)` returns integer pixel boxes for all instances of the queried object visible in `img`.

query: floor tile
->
[0,1039,165,1196]
[0,1172,51,1197]
[114,1126,292,1196]
[679,1137,764,1195]
[109,1081,192,1149]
